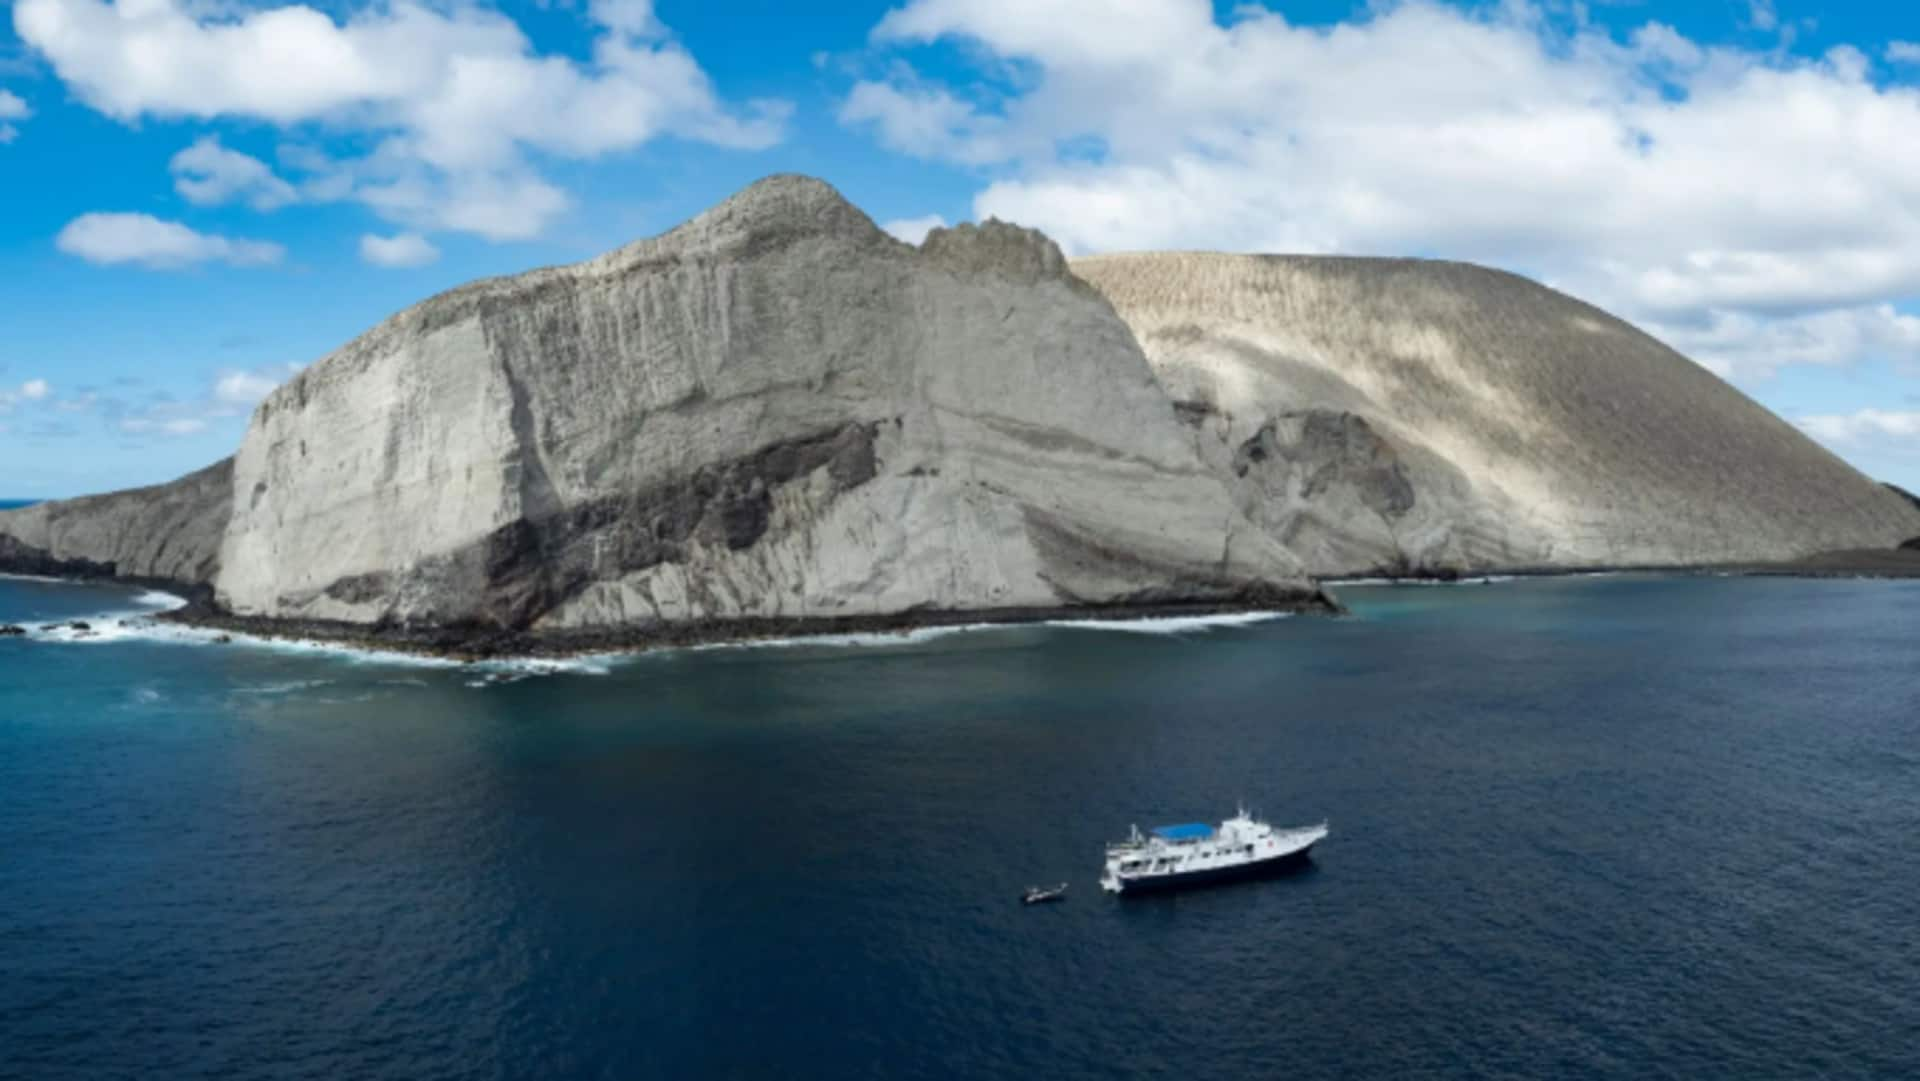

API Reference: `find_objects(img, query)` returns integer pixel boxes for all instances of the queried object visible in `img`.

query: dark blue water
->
[0,499,35,510]
[2,575,1916,1079]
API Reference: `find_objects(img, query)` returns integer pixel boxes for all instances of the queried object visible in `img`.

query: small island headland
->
[4,176,1917,659]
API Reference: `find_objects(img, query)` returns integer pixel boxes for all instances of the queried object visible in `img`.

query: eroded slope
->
[1075,253,1920,575]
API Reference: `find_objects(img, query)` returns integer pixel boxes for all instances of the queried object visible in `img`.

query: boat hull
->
[1106,842,1317,896]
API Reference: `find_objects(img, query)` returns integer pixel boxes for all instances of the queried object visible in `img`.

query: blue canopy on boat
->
[1152,823,1214,841]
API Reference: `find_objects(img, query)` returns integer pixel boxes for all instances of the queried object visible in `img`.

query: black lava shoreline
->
[146,589,1345,662]
[10,548,1916,663]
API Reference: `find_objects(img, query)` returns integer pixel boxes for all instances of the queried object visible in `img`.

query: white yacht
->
[1101,808,1327,895]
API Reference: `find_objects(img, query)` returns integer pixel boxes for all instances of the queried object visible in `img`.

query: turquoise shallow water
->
[2,574,1916,1079]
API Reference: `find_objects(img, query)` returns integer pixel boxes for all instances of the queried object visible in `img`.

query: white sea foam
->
[15,576,1287,668]
[472,656,616,677]
[686,622,1004,653]
[1043,611,1293,634]
[681,610,1291,653]
[16,600,625,679]
[21,610,464,668]
[1325,575,1519,587]
[231,679,336,697]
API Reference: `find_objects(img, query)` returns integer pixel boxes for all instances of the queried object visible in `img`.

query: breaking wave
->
[1042,611,1293,635]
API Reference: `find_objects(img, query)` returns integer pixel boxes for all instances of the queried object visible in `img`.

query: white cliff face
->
[1074,253,1920,575]
[216,176,1309,630]
[11,178,1917,630]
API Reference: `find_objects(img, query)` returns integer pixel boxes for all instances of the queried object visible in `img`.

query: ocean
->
[1,574,1915,1080]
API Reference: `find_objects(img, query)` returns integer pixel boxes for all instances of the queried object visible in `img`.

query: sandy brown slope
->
[1075,253,1920,575]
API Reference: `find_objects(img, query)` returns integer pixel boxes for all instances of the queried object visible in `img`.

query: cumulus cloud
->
[1647,305,1920,380]
[120,415,209,436]
[839,80,1011,165]
[109,363,299,438]
[0,88,27,143]
[359,231,440,267]
[212,369,286,408]
[881,214,947,245]
[1890,42,1920,65]
[846,0,1920,380]
[1797,409,1920,458]
[170,136,299,210]
[0,379,53,413]
[14,0,789,239]
[1799,409,1920,442]
[55,212,284,269]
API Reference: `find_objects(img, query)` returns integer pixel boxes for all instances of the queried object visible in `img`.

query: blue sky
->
[3,0,1919,497]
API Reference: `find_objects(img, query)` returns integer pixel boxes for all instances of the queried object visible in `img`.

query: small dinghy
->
[1022,883,1068,905]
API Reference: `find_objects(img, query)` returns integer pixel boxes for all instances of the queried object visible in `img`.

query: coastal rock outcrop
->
[1074,254,1920,576]
[0,459,230,584]
[207,176,1309,634]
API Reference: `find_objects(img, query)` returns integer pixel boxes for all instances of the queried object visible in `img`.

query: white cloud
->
[212,369,285,408]
[1890,42,1920,65]
[1746,1,1778,33]
[881,214,947,245]
[14,0,788,239]
[353,167,568,242]
[358,231,439,267]
[1797,409,1920,444]
[55,212,284,269]
[1647,305,1920,379]
[839,80,1011,165]
[109,363,299,438]
[0,379,52,414]
[170,135,299,210]
[588,0,661,38]
[120,415,208,436]
[847,0,1920,380]
[0,88,28,143]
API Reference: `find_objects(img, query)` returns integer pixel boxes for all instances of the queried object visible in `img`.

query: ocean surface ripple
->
[1,574,1916,1079]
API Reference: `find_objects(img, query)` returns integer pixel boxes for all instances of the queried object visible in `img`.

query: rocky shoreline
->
[9,546,1915,663]
[1722,547,1920,579]
[143,587,1343,662]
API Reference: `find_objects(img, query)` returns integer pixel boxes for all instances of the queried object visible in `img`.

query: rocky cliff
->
[205,176,1309,635]
[8,178,1918,646]
[0,459,231,585]
[1073,254,1920,576]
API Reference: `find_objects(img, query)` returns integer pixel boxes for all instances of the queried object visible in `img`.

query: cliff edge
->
[203,175,1310,637]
